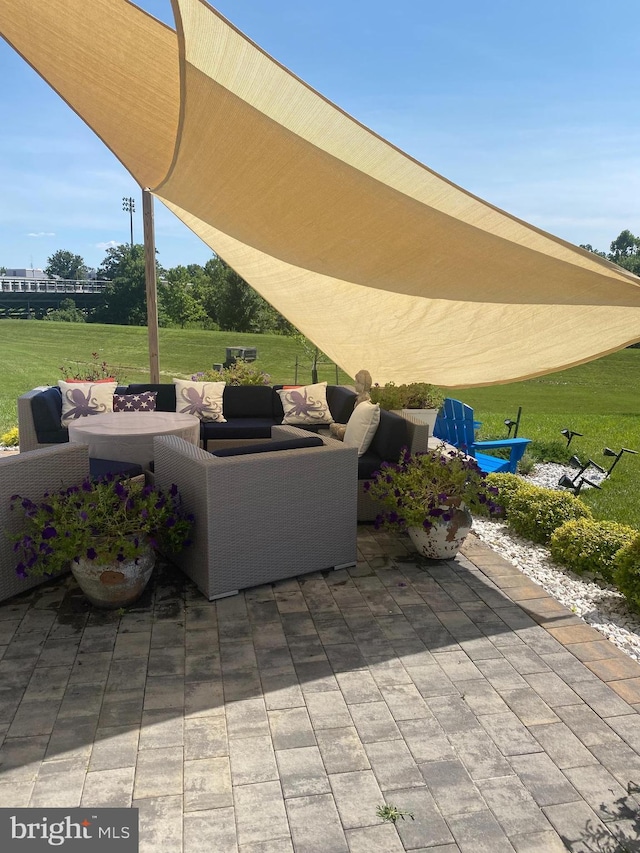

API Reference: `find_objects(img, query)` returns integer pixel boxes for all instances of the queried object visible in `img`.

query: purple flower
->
[86,547,98,560]
[42,525,58,540]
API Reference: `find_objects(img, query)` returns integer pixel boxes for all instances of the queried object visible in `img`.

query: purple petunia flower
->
[42,525,58,539]
[86,547,98,560]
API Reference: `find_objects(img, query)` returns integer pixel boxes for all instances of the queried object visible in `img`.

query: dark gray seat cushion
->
[201,417,277,441]
[210,436,324,457]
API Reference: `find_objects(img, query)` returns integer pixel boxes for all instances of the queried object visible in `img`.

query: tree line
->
[42,246,295,334]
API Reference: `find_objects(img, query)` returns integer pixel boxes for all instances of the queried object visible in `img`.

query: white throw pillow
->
[173,379,226,422]
[343,401,380,456]
[58,380,117,427]
[278,382,334,425]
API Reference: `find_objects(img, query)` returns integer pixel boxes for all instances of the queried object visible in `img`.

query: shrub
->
[484,473,534,515]
[0,426,19,447]
[507,486,592,544]
[613,536,640,611]
[517,451,536,475]
[370,382,444,411]
[550,518,637,583]
[193,362,271,386]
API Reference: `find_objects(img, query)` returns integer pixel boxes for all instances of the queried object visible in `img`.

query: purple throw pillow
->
[113,391,157,413]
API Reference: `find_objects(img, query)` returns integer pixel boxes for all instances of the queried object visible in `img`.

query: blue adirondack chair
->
[433,398,531,474]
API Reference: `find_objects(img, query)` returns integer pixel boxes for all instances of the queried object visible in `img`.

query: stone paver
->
[3,526,640,852]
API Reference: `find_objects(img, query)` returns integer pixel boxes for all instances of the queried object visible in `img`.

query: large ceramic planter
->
[408,504,472,559]
[71,544,155,609]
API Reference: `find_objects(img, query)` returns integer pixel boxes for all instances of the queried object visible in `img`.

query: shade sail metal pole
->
[143,188,160,383]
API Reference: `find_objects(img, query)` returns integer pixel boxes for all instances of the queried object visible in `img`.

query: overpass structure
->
[0,278,108,318]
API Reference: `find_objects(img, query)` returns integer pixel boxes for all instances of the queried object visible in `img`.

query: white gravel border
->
[472,463,640,662]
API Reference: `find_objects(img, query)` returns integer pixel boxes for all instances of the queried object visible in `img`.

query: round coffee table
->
[68,411,200,468]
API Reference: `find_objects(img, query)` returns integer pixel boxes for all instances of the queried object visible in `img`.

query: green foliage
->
[484,473,533,514]
[43,298,86,323]
[159,266,209,328]
[201,257,292,333]
[613,535,640,611]
[0,426,19,446]
[550,518,637,583]
[506,486,592,544]
[376,804,415,823]
[95,244,156,326]
[370,382,444,411]
[365,445,502,532]
[193,362,271,386]
[45,249,88,280]
[9,477,193,578]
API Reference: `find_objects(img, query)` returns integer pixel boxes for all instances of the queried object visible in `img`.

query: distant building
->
[2,268,46,279]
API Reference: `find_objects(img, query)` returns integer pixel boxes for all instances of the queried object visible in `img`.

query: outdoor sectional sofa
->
[17,383,429,520]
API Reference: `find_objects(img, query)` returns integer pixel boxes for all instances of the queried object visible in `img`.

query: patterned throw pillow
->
[173,379,226,422]
[58,380,117,427]
[113,391,157,413]
[278,381,334,425]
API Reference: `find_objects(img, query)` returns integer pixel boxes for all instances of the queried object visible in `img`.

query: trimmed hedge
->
[550,518,637,583]
[484,473,534,515]
[613,536,640,611]
[507,486,592,544]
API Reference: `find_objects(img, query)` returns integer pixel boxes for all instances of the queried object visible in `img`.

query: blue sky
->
[1,0,638,272]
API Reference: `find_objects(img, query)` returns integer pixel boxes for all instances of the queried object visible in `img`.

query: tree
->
[609,230,640,276]
[199,256,295,333]
[45,250,88,280]
[579,244,606,258]
[94,244,162,326]
[160,266,209,328]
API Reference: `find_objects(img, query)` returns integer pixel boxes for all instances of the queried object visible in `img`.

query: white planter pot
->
[393,408,439,434]
[407,504,472,559]
[71,545,155,609]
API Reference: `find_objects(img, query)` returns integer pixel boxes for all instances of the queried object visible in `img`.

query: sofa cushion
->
[327,385,357,424]
[357,449,386,480]
[174,379,226,422]
[31,386,68,444]
[277,382,334,426]
[223,385,275,418]
[89,458,144,479]
[343,401,380,457]
[200,417,277,441]
[369,409,409,466]
[58,380,116,427]
[126,383,176,412]
[211,436,324,457]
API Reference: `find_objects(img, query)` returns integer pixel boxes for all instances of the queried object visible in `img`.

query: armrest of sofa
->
[18,387,68,452]
[397,411,430,455]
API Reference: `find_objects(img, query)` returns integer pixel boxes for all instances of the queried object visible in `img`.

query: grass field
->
[2,320,638,527]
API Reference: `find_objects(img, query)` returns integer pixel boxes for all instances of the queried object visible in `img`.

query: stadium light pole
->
[122,196,135,246]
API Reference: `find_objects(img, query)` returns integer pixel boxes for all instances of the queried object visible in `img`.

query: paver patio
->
[2,525,640,852]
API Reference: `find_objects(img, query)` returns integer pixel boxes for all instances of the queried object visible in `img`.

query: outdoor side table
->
[68,411,200,469]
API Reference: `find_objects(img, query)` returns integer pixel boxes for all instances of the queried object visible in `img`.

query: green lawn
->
[2,320,638,527]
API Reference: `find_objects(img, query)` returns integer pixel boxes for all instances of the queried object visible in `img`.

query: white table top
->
[68,411,200,467]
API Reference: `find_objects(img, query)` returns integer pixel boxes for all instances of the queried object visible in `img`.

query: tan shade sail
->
[2,0,639,386]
